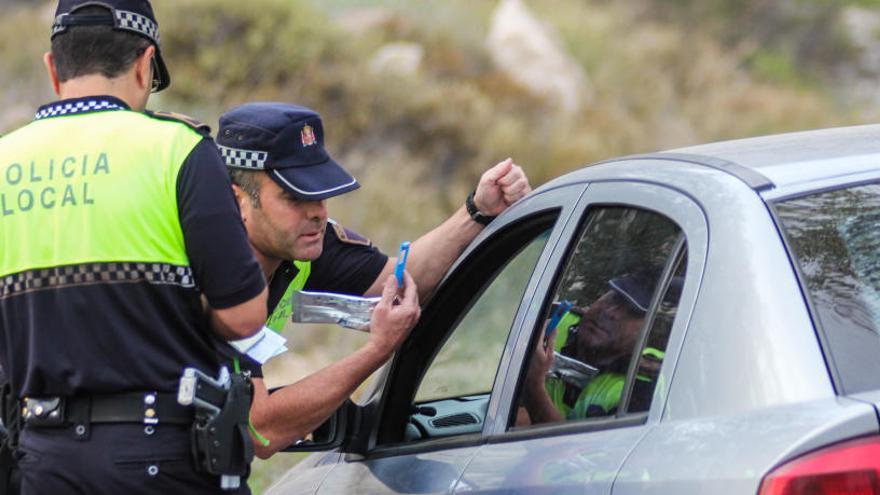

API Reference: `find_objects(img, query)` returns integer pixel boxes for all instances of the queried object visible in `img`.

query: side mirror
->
[280,399,358,453]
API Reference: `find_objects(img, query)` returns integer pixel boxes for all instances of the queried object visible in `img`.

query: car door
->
[311,184,589,494]
[452,181,707,494]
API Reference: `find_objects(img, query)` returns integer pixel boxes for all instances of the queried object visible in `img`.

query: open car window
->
[372,206,565,447]
[405,227,552,441]
[512,206,686,429]
[415,231,551,403]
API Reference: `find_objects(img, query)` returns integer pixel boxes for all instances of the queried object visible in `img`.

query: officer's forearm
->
[365,206,482,300]
[248,343,389,459]
[208,288,268,340]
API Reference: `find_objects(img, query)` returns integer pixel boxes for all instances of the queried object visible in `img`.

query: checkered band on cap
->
[51,20,66,36]
[218,145,269,169]
[35,99,125,120]
[52,9,160,44]
[115,9,160,44]
[1,263,195,300]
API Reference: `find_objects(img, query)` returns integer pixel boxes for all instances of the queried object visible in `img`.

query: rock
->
[369,42,424,77]
[486,0,592,114]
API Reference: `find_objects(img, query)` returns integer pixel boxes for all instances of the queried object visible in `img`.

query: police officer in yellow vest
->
[0,1,269,493]
[217,102,531,457]
[521,273,666,424]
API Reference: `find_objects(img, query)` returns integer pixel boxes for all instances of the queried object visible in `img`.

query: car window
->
[416,230,551,402]
[388,216,556,445]
[513,206,685,428]
[776,183,880,394]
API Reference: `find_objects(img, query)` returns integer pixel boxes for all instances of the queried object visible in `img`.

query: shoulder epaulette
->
[329,220,372,247]
[146,110,212,136]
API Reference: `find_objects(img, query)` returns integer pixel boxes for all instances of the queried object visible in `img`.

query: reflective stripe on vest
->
[547,345,665,418]
[0,111,201,276]
[265,261,311,333]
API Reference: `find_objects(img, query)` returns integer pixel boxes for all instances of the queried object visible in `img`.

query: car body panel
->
[455,427,645,494]
[655,164,833,420]
[612,397,879,495]
[317,447,482,494]
[268,451,342,495]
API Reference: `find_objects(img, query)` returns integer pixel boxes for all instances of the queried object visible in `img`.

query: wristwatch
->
[466,190,496,226]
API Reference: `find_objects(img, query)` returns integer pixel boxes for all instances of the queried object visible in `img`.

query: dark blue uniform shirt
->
[238,221,387,379]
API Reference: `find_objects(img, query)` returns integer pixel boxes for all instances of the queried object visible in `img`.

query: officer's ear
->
[133,44,156,93]
[231,183,250,223]
[43,52,61,96]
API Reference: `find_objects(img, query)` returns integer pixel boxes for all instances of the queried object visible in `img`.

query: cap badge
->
[301,125,317,147]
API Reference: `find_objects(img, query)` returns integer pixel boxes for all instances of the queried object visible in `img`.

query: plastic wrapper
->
[549,352,599,390]
[290,290,381,331]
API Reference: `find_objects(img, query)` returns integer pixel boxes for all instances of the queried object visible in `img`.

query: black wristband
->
[466,190,496,226]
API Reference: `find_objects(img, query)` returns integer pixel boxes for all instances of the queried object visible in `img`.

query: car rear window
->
[776,183,880,394]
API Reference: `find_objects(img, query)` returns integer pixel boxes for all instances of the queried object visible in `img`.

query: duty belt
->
[21,392,193,440]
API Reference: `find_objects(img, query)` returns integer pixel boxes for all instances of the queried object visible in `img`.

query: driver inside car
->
[518,272,666,425]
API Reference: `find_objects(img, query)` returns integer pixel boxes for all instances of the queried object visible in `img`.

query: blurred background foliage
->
[5,0,880,249]
[5,0,880,491]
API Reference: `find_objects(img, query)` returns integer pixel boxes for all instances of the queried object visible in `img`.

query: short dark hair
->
[229,168,263,208]
[51,6,152,83]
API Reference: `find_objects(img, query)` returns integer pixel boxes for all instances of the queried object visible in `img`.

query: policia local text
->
[1,153,108,215]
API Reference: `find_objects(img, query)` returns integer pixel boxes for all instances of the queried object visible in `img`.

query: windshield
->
[776,183,880,394]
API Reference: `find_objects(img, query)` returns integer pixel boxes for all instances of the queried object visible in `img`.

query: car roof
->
[665,124,880,190]
[540,124,880,196]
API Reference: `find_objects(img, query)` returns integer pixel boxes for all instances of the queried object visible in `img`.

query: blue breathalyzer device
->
[395,241,411,288]
[546,300,573,338]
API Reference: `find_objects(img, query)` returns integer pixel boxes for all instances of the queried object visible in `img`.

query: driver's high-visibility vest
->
[546,311,665,418]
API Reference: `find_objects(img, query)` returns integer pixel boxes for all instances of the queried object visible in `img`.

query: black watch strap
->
[466,190,496,226]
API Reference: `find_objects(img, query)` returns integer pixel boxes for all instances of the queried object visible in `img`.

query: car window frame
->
[486,179,709,441]
[363,184,591,459]
[503,207,686,431]
[618,237,687,415]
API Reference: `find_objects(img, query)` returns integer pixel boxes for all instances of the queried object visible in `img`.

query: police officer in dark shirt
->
[0,1,268,493]
[217,102,531,457]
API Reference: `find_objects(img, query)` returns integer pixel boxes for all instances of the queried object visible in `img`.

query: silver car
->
[267,124,880,494]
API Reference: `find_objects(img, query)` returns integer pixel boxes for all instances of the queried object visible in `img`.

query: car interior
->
[377,212,560,446]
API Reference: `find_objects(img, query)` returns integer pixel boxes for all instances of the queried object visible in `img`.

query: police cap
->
[218,103,360,201]
[608,272,684,314]
[52,0,171,92]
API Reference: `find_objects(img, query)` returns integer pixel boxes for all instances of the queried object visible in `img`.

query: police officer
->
[216,102,531,457]
[521,273,679,424]
[0,1,269,493]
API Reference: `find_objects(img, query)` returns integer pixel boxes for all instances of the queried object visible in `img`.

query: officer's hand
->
[368,272,420,358]
[474,158,532,217]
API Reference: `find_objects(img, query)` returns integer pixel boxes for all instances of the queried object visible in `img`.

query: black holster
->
[190,371,254,479]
